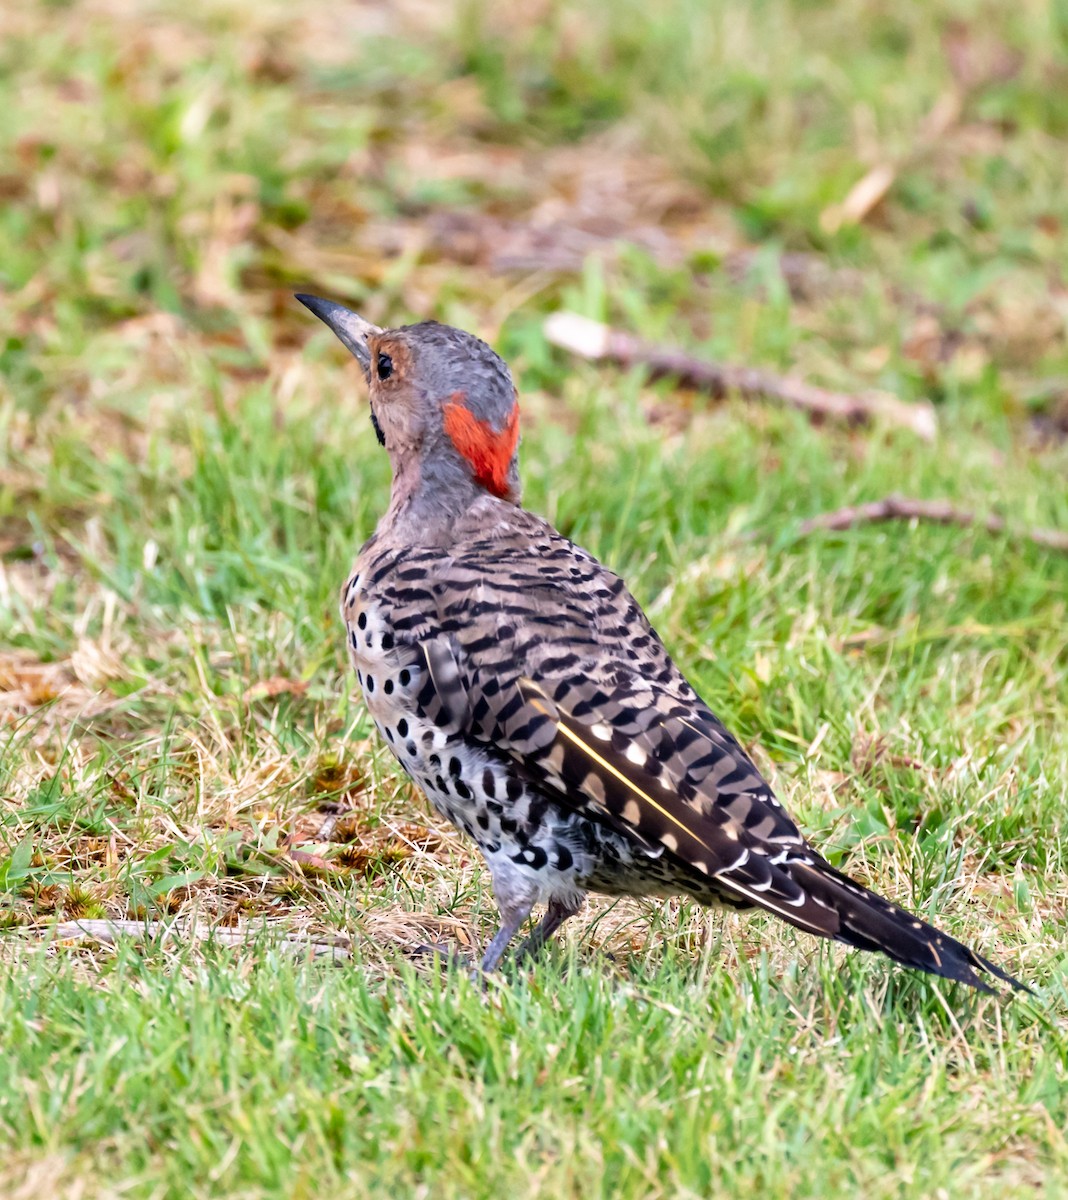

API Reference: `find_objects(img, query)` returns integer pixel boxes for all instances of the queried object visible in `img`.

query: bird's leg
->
[513,896,584,964]
[480,899,535,973]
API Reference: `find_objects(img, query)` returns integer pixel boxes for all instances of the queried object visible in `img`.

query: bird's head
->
[297,295,521,507]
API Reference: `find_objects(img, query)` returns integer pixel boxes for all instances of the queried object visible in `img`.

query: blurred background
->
[4,0,1068,431]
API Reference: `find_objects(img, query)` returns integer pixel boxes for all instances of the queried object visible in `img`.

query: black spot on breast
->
[429,754,441,770]
[381,632,394,650]
[350,630,358,650]
[482,769,496,798]
[554,845,573,871]
[448,756,463,778]
[384,679,394,695]
[501,817,518,834]
[512,845,548,869]
[454,780,472,800]
[406,741,418,758]
[357,611,368,630]
[399,669,411,686]
[365,675,375,692]
[505,778,523,802]
[397,718,408,738]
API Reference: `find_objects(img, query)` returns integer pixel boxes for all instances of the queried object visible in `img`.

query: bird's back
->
[346,497,1023,992]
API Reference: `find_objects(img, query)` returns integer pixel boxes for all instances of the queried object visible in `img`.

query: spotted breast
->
[341,540,690,932]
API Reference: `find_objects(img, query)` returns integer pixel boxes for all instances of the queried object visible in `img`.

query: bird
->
[296,293,1025,994]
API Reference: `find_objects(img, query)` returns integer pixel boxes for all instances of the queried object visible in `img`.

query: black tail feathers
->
[791,858,1028,994]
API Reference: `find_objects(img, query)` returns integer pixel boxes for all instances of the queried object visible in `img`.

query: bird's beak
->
[295,294,381,376]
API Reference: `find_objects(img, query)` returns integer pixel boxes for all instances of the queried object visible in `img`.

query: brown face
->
[365,334,422,452]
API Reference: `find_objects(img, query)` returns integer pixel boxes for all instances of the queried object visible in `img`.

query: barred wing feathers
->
[379,509,1023,993]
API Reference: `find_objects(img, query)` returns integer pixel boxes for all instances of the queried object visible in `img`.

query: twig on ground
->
[792,494,1068,553]
[47,919,353,960]
[543,312,937,440]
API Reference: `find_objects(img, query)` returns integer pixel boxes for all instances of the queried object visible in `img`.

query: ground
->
[0,1,1066,1196]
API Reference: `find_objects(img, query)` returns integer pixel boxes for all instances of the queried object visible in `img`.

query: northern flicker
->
[297,294,1024,993]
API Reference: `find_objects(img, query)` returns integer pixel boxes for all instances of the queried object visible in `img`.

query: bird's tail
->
[787,857,1027,994]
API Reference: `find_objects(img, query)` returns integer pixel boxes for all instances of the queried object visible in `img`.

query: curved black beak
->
[295,294,381,375]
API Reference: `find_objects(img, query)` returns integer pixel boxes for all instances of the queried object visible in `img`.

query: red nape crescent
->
[442,392,520,499]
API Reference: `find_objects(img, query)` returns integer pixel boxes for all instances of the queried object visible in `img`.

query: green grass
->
[2,942,1066,1198]
[1,0,1067,1196]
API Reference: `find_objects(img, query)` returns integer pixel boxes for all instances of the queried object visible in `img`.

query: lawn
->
[1,1,1066,1196]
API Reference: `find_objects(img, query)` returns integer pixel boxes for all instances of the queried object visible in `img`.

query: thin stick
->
[544,312,936,440]
[794,494,1068,553]
[48,919,353,959]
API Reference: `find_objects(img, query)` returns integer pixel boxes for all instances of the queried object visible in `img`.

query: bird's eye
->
[376,353,393,381]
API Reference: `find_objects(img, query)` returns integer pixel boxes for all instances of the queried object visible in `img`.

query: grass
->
[1,0,1067,1195]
